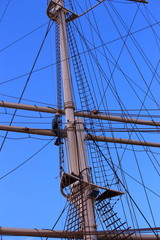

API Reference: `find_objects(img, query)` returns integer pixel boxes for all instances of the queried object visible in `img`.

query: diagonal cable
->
[0,21,53,151]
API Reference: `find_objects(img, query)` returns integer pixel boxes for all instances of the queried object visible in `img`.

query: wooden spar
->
[0,227,158,239]
[127,0,148,3]
[0,125,160,147]
[0,101,159,127]
[86,134,160,147]
[96,0,148,2]
[0,101,63,114]
[0,125,56,136]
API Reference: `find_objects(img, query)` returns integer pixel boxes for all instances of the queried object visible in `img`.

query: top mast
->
[54,0,79,175]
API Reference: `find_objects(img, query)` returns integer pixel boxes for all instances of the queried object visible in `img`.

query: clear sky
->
[0,0,160,239]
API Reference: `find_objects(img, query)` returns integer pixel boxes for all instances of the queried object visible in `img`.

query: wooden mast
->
[47,1,98,239]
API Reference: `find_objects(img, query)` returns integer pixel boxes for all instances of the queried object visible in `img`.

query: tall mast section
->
[47,0,98,238]
[55,0,78,174]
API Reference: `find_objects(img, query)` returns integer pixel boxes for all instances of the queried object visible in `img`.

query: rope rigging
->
[0,21,54,152]
[0,0,11,24]
[0,22,49,54]
[0,0,160,238]
[58,0,160,234]
[71,1,160,186]
[0,139,53,181]
[84,125,159,238]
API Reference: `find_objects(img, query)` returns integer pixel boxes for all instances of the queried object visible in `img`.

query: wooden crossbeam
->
[0,125,160,147]
[96,0,148,4]
[0,101,159,127]
[0,227,158,239]
[126,0,148,3]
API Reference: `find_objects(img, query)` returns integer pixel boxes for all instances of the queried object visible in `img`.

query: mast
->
[57,0,78,174]
[47,0,97,238]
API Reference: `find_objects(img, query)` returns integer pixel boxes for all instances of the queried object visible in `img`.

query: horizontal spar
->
[0,125,56,136]
[0,101,159,127]
[0,125,160,147]
[76,112,160,127]
[86,134,160,148]
[0,227,158,239]
[126,0,148,3]
[0,101,64,114]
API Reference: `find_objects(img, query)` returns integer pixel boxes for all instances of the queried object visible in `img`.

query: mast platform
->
[60,172,124,200]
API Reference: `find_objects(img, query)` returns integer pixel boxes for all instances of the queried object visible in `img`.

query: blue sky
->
[0,0,160,238]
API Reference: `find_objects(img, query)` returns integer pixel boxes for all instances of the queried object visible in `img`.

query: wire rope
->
[0,21,53,151]
[98,3,158,227]
[104,1,160,176]
[0,139,53,180]
[0,22,49,53]
[45,201,69,240]
[0,0,11,24]
[0,135,52,140]
[0,20,159,86]
[142,4,160,51]
[74,11,160,178]
[72,21,158,113]
[85,127,159,238]
[71,0,160,230]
